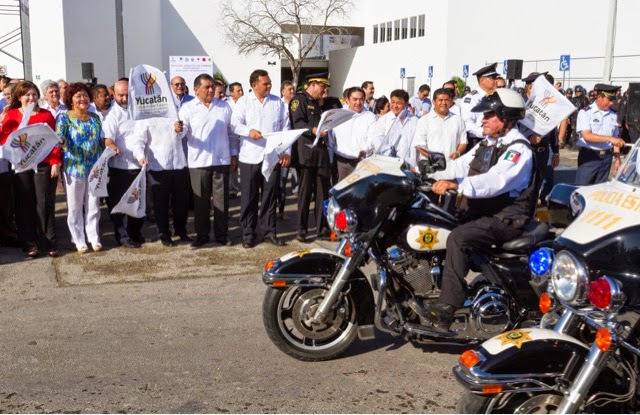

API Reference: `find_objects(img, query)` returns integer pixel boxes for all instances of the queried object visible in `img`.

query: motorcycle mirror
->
[418,152,447,176]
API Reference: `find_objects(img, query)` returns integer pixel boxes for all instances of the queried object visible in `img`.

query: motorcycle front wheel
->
[456,391,563,414]
[262,286,358,361]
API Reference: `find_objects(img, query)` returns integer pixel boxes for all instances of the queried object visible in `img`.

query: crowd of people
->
[0,62,632,262]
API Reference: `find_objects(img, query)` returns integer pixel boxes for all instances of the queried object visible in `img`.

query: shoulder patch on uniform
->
[290,100,299,112]
[504,150,521,163]
[464,97,471,103]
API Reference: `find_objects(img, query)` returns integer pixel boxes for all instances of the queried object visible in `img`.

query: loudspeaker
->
[81,62,94,80]
[506,59,523,80]
[626,83,640,127]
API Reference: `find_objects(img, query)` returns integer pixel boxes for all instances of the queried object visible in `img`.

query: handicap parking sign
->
[400,67,406,79]
[428,66,433,78]
[503,60,508,75]
[462,65,469,78]
[560,55,571,71]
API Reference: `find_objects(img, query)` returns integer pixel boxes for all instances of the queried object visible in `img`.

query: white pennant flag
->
[128,64,179,121]
[521,76,576,136]
[307,108,356,148]
[261,129,308,180]
[88,147,117,197]
[111,166,147,218]
[2,119,62,173]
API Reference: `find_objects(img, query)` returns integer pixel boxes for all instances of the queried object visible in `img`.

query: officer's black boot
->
[407,299,456,332]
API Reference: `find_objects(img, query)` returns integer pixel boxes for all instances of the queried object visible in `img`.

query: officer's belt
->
[581,147,612,156]
[532,147,549,152]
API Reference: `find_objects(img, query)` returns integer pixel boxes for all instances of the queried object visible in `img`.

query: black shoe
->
[295,234,307,243]
[216,239,233,247]
[191,237,210,248]
[121,239,142,249]
[265,236,285,246]
[130,234,146,244]
[242,241,255,249]
[408,299,455,331]
[177,234,193,242]
[160,237,176,247]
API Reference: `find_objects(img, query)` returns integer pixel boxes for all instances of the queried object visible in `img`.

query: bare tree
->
[222,0,353,87]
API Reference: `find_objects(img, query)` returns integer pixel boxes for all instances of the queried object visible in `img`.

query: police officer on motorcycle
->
[412,89,535,331]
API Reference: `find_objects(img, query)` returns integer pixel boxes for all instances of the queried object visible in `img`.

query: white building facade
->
[3,0,639,98]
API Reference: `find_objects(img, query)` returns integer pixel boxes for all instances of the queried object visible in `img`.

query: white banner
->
[2,121,61,173]
[308,108,356,147]
[521,76,576,136]
[169,55,214,96]
[111,166,147,218]
[88,147,117,197]
[128,64,178,121]
[261,129,308,180]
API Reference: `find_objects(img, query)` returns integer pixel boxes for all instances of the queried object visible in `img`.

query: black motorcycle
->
[453,143,640,413]
[261,154,550,361]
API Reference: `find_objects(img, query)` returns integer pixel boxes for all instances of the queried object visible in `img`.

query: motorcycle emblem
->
[416,227,439,250]
[296,248,312,258]
[499,330,532,349]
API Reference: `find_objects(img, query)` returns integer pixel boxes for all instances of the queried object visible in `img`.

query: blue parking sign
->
[503,60,508,75]
[560,55,571,71]
[463,65,469,78]
[400,67,406,79]
[428,66,433,78]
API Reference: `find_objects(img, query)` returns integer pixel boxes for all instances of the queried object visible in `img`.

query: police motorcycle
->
[261,148,552,362]
[453,142,640,413]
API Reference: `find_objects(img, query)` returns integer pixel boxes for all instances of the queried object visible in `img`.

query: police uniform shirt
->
[459,92,484,137]
[369,109,418,166]
[576,103,619,151]
[432,128,533,199]
[411,110,467,166]
[289,91,327,168]
[134,117,187,171]
[177,97,239,168]
[103,103,145,170]
[408,95,432,118]
[328,109,377,161]
[231,92,290,165]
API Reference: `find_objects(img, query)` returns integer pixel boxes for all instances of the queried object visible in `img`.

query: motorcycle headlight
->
[551,250,589,304]
[325,197,340,230]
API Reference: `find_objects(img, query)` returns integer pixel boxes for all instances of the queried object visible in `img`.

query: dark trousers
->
[335,155,359,182]
[576,148,612,185]
[107,167,145,242]
[148,168,189,239]
[13,165,58,250]
[0,170,17,244]
[533,148,554,205]
[189,165,229,242]
[297,166,330,237]
[439,217,523,308]
[239,161,279,243]
[278,166,289,214]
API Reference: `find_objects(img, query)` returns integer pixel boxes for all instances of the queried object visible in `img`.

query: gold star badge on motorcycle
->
[499,330,532,349]
[416,227,439,250]
[296,248,312,258]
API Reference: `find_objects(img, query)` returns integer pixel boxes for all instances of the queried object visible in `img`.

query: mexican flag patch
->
[504,150,521,163]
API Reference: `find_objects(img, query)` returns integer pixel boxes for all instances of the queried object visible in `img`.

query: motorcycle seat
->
[501,220,550,253]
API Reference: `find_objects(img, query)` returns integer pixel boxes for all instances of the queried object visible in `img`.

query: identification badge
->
[290,100,299,112]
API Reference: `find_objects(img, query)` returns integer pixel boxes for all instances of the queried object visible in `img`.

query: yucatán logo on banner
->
[521,76,576,137]
[128,64,178,121]
[3,124,61,173]
[88,147,117,197]
[111,165,147,218]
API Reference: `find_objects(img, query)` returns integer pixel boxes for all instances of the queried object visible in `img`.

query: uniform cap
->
[472,62,499,78]
[565,88,573,94]
[594,83,621,100]
[522,71,548,84]
[464,86,471,92]
[305,72,330,87]
[574,85,586,94]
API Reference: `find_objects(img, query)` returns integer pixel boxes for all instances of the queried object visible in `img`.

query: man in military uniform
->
[460,62,499,151]
[289,73,331,242]
[410,89,535,331]
[575,84,626,185]
[567,85,590,148]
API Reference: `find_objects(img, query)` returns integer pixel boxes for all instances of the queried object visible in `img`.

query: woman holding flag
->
[0,81,60,258]
[56,83,104,254]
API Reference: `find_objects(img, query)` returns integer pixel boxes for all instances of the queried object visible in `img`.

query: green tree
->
[451,76,466,96]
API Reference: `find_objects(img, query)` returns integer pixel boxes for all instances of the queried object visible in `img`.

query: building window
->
[394,19,400,41]
[373,24,378,44]
[402,18,408,39]
[410,16,417,38]
[387,21,392,42]
[418,14,425,37]
[379,23,385,43]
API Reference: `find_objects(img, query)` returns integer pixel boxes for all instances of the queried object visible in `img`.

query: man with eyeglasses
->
[575,84,626,185]
[170,76,194,110]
